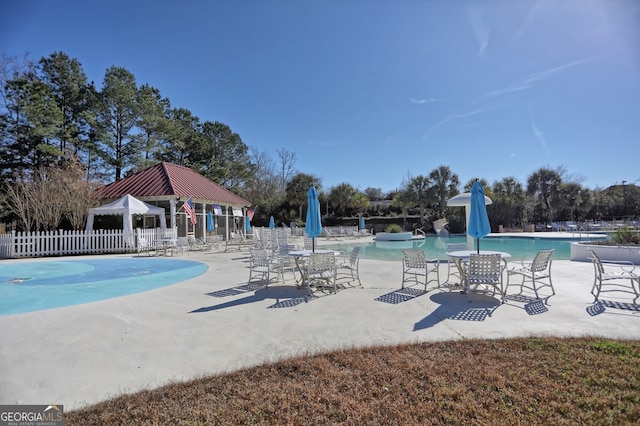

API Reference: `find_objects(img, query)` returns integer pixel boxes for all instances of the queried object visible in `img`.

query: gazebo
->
[92,162,251,240]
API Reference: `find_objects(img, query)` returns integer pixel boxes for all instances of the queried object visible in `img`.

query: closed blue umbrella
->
[206,212,215,233]
[245,215,251,232]
[359,216,366,230]
[467,180,491,253]
[269,216,275,230]
[304,186,322,251]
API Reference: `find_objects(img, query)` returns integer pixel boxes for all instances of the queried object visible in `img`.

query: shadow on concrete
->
[504,294,551,315]
[191,285,317,313]
[374,287,428,304]
[413,291,501,331]
[586,299,640,317]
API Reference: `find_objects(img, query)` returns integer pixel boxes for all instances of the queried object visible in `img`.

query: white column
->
[170,198,176,230]
[465,205,473,249]
[225,205,230,240]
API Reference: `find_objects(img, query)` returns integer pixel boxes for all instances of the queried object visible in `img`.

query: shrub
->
[611,226,640,246]
[384,224,403,233]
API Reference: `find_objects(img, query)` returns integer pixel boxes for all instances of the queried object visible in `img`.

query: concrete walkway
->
[1,236,639,410]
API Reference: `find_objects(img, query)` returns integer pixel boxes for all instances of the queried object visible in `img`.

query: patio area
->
[1,236,638,410]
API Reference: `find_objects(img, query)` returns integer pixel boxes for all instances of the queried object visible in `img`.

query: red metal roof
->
[94,162,251,206]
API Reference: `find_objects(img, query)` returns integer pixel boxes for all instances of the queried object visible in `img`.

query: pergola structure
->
[92,162,251,240]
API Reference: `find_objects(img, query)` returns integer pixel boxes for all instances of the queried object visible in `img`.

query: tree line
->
[1,51,638,232]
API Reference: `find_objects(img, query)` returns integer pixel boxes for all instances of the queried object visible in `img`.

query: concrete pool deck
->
[1,233,638,410]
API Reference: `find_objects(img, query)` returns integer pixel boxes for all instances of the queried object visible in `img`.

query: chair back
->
[308,252,336,277]
[589,249,606,275]
[349,246,362,267]
[303,236,314,250]
[250,248,270,268]
[532,249,554,272]
[403,249,427,269]
[468,254,502,280]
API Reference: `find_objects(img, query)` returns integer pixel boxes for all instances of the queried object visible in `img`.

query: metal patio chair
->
[589,249,639,304]
[336,245,362,287]
[307,251,337,294]
[507,249,555,299]
[465,253,504,303]
[401,249,440,292]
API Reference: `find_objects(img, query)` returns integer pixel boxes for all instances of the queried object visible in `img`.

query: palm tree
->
[405,175,432,227]
[352,192,370,218]
[328,183,357,217]
[429,165,460,216]
[492,177,526,229]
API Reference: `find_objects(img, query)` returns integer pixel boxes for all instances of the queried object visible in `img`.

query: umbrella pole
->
[476,238,480,253]
[312,238,315,252]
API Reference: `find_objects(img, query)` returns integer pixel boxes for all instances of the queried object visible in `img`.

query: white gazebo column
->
[169,198,177,231]
[225,205,230,240]
[199,201,205,240]
[447,192,492,249]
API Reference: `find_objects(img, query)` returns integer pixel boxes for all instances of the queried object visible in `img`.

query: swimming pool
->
[326,235,607,262]
[0,257,207,316]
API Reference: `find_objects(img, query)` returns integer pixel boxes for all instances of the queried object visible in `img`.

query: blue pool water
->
[0,258,207,316]
[326,235,606,262]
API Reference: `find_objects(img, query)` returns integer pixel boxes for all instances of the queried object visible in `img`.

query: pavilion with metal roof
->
[93,162,251,240]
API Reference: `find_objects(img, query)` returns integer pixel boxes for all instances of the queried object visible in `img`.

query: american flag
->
[246,206,257,221]
[182,198,197,225]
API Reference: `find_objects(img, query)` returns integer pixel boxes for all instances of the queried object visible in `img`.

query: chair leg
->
[531,277,539,299]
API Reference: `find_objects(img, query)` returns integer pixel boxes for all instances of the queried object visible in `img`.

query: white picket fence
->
[0,228,177,259]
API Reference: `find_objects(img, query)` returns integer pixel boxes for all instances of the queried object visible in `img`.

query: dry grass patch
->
[68,337,640,425]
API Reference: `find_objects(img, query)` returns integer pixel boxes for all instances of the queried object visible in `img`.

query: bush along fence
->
[0,228,177,259]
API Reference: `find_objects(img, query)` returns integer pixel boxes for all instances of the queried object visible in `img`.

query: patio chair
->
[137,237,156,256]
[188,235,207,251]
[443,243,468,290]
[272,245,298,283]
[401,249,440,291]
[323,228,339,240]
[336,245,362,287]
[248,248,283,286]
[205,235,222,251]
[507,249,555,299]
[303,236,314,250]
[589,249,640,304]
[358,228,372,238]
[174,236,190,256]
[465,253,504,303]
[307,252,337,293]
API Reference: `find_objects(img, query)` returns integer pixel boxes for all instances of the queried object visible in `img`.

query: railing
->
[0,227,177,259]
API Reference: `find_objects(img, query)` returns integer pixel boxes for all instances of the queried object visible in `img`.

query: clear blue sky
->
[2,0,639,193]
